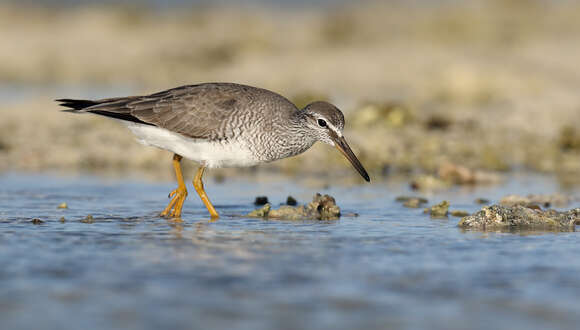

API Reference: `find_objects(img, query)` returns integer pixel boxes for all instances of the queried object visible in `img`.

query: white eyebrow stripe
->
[327,123,342,137]
[315,115,343,137]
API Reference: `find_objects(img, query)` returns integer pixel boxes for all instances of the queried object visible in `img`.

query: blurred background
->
[1,0,579,185]
[3,2,580,330]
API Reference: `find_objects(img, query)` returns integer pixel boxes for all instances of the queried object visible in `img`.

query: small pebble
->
[395,196,412,202]
[30,218,44,224]
[450,210,470,217]
[474,198,490,204]
[424,201,450,218]
[80,214,94,224]
[286,196,297,206]
[248,204,271,217]
[57,202,68,209]
[254,196,269,205]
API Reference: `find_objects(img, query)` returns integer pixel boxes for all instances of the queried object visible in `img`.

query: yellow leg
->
[193,165,219,218]
[160,154,188,218]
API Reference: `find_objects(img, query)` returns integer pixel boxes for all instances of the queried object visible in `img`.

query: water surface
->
[1,173,579,330]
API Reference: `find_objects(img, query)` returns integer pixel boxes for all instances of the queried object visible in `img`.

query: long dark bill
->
[331,132,370,182]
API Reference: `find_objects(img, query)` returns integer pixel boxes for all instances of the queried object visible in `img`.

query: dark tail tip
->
[55,98,97,110]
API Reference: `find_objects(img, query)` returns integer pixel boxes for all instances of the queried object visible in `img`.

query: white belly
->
[125,123,259,168]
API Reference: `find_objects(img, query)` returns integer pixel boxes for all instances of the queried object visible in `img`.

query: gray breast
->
[219,88,317,162]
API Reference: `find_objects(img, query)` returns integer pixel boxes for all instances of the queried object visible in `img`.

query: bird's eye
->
[317,119,327,127]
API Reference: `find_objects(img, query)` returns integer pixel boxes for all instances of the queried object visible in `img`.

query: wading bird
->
[57,83,370,218]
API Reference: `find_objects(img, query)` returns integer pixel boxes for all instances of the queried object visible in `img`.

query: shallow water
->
[1,172,579,330]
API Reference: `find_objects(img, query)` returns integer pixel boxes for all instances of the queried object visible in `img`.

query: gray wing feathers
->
[80,83,297,141]
[81,85,235,140]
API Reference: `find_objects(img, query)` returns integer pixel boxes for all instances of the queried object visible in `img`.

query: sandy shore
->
[1,1,579,182]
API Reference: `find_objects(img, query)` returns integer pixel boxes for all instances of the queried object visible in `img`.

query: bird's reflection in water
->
[166,217,185,239]
[165,216,219,240]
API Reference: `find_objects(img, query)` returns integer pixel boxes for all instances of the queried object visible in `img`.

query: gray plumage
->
[57,82,369,181]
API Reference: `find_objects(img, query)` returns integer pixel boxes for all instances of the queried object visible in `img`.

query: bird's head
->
[301,101,370,182]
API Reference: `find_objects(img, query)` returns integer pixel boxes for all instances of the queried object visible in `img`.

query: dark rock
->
[474,198,490,204]
[254,196,269,205]
[30,218,44,224]
[286,196,297,206]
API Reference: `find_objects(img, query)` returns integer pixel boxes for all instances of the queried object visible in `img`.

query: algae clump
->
[424,201,450,218]
[247,193,340,220]
[458,205,579,230]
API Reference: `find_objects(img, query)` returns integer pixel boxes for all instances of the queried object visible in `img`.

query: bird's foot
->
[160,187,188,218]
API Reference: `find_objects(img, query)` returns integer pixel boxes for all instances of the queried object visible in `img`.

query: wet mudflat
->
[1,173,580,330]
